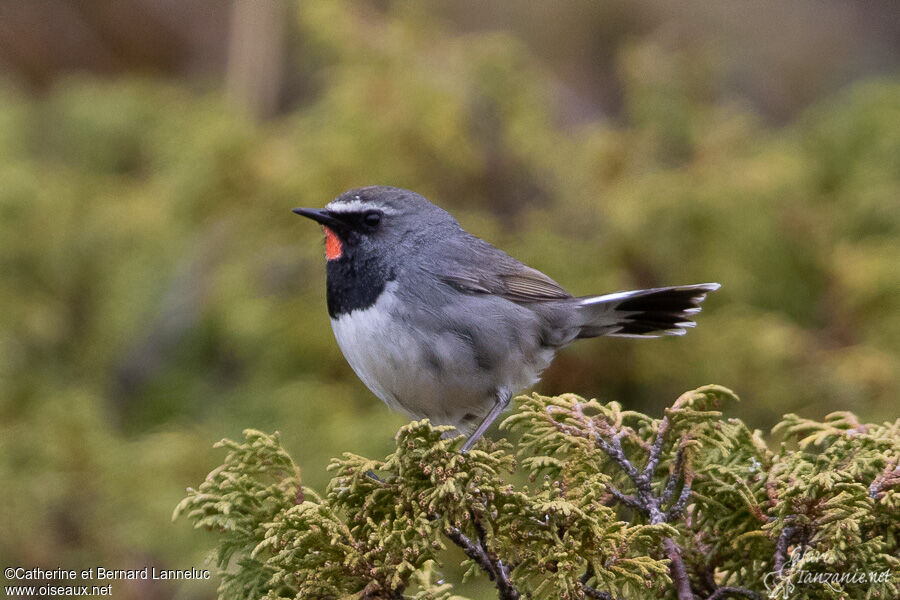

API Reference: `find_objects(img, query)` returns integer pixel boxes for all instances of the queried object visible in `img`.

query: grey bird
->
[294,186,719,452]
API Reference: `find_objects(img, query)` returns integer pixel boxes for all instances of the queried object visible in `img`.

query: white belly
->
[330,285,418,416]
[329,283,557,429]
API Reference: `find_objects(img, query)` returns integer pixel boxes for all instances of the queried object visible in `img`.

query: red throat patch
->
[323,226,343,261]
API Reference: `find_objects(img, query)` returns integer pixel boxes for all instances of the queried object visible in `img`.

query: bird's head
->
[293,186,457,266]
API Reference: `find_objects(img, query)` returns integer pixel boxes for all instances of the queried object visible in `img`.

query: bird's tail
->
[575,283,720,338]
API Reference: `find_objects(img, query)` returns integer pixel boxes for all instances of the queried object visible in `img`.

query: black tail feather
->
[576,283,720,338]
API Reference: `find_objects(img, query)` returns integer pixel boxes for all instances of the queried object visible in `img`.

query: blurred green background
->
[1,1,898,598]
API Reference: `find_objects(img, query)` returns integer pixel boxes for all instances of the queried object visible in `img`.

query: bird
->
[294,186,719,452]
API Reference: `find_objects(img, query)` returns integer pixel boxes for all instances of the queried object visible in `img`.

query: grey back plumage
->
[388,206,583,351]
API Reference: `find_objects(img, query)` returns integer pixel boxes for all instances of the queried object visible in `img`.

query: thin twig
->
[579,562,623,599]
[443,523,519,600]
[362,587,405,600]
[472,513,519,600]
[593,429,642,482]
[662,438,688,505]
[553,406,701,600]
[580,564,595,585]
[606,485,646,514]
[444,526,495,576]
[663,537,694,600]
[665,475,694,521]
[643,417,671,484]
[707,586,764,600]
[773,525,796,573]
[581,583,620,600]
[869,460,900,499]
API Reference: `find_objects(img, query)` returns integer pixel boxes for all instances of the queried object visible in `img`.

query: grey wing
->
[418,232,579,349]
[393,232,577,412]
[433,233,573,304]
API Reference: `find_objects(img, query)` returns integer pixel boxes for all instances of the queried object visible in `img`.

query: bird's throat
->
[324,226,343,261]
[325,254,393,318]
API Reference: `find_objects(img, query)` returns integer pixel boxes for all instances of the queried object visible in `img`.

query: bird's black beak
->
[292,207,345,229]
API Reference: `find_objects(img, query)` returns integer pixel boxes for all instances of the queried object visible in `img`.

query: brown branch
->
[707,586,764,600]
[445,526,494,574]
[594,428,643,482]
[581,583,620,600]
[472,513,519,600]
[579,564,624,600]
[606,485,646,514]
[361,588,405,600]
[580,414,698,600]
[643,416,671,483]
[772,525,796,573]
[665,474,694,521]
[662,437,689,505]
[443,524,519,600]
[549,406,707,600]
[663,537,694,600]
[869,460,900,499]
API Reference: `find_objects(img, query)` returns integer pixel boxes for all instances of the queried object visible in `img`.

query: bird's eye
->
[363,211,382,229]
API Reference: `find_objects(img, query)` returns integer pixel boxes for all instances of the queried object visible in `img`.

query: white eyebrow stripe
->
[325,199,396,214]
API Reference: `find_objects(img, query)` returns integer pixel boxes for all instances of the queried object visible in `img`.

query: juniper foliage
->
[174,386,898,599]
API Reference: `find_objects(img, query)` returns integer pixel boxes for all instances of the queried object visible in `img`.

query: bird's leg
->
[461,387,512,453]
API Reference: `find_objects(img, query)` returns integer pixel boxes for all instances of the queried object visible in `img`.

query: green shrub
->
[175,386,899,599]
[2,3,898,593]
